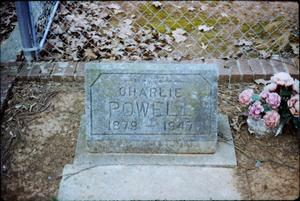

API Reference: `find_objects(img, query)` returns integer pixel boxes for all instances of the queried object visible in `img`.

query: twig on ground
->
[56,165,99,180]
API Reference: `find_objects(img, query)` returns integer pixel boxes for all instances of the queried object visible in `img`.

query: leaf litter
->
[35,1,299,61]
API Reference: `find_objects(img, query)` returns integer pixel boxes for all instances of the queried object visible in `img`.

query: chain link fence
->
[15,1,59,60]
[20,1,299,61]
[29,1,58,45]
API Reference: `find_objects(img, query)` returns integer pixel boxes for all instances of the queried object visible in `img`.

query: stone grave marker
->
[58,62,239,200]
[85,62,218,153]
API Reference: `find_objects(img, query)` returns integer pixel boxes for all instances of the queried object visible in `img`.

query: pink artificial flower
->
[263,83,277,92]
[292,79,299,94]
[270,72,294,87]
[249,101,264,119]
[288,95,299,117]
[239,89,254,105]
[266,92,281,109]
[263,110,280,128]
[259,91,269,99]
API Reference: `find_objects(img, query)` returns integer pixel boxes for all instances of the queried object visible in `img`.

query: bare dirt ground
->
[1,81,84,201]
[219,83,299,200]
[0,81,299,200]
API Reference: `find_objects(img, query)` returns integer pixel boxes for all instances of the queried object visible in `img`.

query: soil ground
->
[1,81,299,200]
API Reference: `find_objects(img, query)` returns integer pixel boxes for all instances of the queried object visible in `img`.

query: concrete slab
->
[73,113,237,167]
[0,24,22,63]
[58,165,240,200]
[57,113,239,200]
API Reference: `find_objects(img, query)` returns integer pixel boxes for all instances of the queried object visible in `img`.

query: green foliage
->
[279,87,292,97]
[251,94,260,102]
[241,23,250,33]
[263,103,271,112]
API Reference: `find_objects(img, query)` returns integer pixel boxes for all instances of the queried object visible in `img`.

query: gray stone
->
[73,114,237,167]
[0,24,22,63]
[85,62,218,153]
[57,166,240,200]
[57,114,239,200]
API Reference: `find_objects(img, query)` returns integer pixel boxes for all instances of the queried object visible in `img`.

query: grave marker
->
[85,62,218,153]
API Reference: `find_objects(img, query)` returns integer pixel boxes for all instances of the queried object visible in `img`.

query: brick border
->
[2,59,299,83]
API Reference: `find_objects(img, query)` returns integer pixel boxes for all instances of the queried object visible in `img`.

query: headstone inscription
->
[85,62,218,153]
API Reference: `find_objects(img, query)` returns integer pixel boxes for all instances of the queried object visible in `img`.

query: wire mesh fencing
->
[33,1,299,61]
[29,1,58,45]
[15,1,59,60]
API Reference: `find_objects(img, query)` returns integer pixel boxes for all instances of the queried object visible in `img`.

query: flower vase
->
[247,117,284,137]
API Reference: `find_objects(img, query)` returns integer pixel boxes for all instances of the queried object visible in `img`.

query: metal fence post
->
[15,1,33,61]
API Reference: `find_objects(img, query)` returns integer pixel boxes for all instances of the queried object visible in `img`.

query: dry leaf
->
[123,19,132,25]
[290,43,299,55]
[107,3,121,10]
[152,2,162,8]
[198,25,214,32]
[221,12,228,17]
[234,39,253,46]
[172,28,187,43]
[188,6,195,11]
[107,3,123,14]
[200,42,208,50]
[200,5,207,11]
[118,23,133,39]
[165,35,173,44]
[259,50,271,59]
[84,49,97,60]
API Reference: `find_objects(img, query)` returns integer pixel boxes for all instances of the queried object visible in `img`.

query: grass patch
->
[241,23,250,33]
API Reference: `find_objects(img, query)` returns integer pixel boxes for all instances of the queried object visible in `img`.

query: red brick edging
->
[13,58,299,83]
[1,58,299,84]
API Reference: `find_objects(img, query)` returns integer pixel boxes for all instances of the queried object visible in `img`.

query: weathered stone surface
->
[58,113,238,200]
[73,114,237,167]
[57,165,240,200]
[85,62,218,153]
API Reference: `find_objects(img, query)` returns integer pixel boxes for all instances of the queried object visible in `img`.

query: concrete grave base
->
[57,114,240,200]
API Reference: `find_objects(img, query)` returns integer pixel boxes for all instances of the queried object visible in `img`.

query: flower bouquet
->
[239,72,299,137]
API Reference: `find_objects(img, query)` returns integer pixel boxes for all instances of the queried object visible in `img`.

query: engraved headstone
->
[85,62,218,153]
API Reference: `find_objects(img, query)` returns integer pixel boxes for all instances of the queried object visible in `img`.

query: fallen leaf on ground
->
[172,28,187,43]
[107,3,123,14]
[123,19,132,25]
[152,2,162,8]
[221,12,228,17]
[290,43,299,55]
[259,50,271,59]
[107,3,121,10]
[200,5,207,11]
[198,25,214,32]
[188,6,195,11]
[235,39,253,46]
[84,49,97,60]
[200,42,208,50]
[165,35,173,44]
